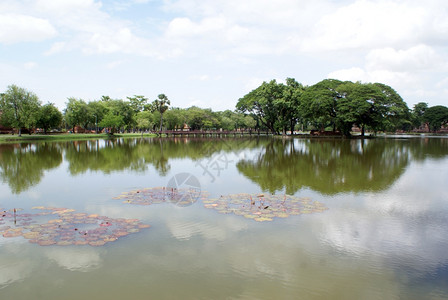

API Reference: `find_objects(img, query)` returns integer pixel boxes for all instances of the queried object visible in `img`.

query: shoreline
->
[0,132,445,144]
[0,133,159,144]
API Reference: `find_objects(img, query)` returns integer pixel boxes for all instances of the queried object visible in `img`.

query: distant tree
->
[185,106,205,130]
[244,115,257,129]
[220,116,234,130]
[112,99,135,131]
[127,95,148,113]
[36,103,63,134]
[151,94,170,132]
[164,109,184,130]
[136,110,154,131]
[423,105,448,132]
[100,95,112,102]
[412,102,428,129]
[64,98,90,132]
[87,101,108,133]
[0,85,41,136]
[99,111,124,134]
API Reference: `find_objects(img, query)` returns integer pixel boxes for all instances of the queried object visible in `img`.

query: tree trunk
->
[361,126,365,137]
[159,114,163,132]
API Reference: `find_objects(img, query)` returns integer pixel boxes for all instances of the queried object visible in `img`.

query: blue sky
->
[1,0,448,111]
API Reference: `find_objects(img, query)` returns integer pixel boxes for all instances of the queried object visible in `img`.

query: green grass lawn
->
[0,132,159,143]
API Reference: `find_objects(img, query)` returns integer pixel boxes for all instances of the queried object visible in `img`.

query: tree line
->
[237,78,448,136]
[1,80,447,137]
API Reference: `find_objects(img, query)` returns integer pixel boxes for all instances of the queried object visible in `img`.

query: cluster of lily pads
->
[203,193,328,222]
[0,207,150,246]
[113,187,328,223]
[114,187,208,206]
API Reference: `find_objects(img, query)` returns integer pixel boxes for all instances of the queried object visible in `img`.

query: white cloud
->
[166,17,227,38]
[0,14,57,44]
[106,59,127,69]
[35,0,100,14]
[1,0,448,109]
[328,67,368,82]
[44,41,66,55]
[366,45,444,72]
[301,0,428,52]
[24,62,38,69]
[328,42,448,104]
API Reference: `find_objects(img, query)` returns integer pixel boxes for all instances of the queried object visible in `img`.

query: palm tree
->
[152,94,170,132]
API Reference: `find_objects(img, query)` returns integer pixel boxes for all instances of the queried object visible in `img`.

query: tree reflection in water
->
[0,137,447,195]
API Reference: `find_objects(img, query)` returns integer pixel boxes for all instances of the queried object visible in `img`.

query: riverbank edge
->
[0,133,160,144]
[0,132,444,144]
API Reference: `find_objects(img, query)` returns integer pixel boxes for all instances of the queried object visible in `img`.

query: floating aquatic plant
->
[203,193,328,222]
[0,207,150,246]
[114,187,208,206]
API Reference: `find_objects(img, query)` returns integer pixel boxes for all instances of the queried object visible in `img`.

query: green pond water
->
[0,136,447,299]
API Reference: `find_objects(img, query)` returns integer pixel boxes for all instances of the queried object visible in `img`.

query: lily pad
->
[0,207,151,247]
[203,193,328,222]
[114,187,208,206]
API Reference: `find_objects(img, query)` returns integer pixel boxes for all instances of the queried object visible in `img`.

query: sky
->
[1,0,448,111]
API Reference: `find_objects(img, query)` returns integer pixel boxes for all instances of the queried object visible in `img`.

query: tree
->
[185,106,205,130]
[244,115,257,129]
[64,98,90,132]
[372,82,410,132]
[87,100,108,133]
[99,111,124,134]
[280,78,305,134]
[300,79,344,132]
[127,95,148,114]
[336,82,410,136]
[136,110,154,131]
[236,80,284,134]
[337,82,382,136]
[0,84,41,136]
[412,102,428,129]
[151,94,170,132]
[36,103,63,134]
[98,99,134,133]
[423,105,448,132]
[164,108,184,130]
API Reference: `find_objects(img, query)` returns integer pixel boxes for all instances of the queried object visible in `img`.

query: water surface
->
[0,137,447,299]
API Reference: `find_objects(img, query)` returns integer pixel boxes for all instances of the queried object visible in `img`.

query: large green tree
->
[300,79,343,132]
[423,105,448,132]
[373,82,410,132]
[280,78,305,134]
[64,98,90,132]
[36,103,63,134]
[0,85,41,136]
[300,80,410,137]
[98,99,134,133]
[236,80,284,134]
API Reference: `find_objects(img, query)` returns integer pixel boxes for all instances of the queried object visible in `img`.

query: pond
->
[0,136,447,299]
